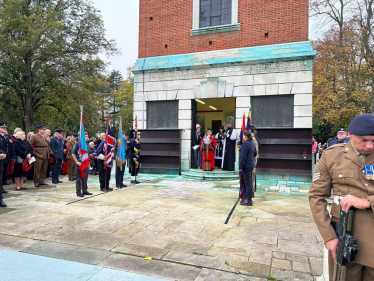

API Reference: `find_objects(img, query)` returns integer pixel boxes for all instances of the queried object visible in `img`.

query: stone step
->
[186,169,236,175]
[182,172,238,181]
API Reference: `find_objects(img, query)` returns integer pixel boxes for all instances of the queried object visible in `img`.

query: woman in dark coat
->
[13,131,32,190]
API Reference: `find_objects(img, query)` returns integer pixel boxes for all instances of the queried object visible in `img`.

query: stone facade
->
[133,42,316,172]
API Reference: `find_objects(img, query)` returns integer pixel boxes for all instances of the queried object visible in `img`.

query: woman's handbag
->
[14,156,23,164]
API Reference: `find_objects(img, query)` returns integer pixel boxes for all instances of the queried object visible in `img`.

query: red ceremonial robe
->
[200,136,216,170]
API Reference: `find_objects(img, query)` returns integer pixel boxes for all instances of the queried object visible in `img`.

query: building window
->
[200,0,232,28]
[147,101,178,129]
[251,95,294,128]
[191,0,240,36]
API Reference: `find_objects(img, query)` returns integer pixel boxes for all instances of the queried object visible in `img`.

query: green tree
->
[0,0,117,133]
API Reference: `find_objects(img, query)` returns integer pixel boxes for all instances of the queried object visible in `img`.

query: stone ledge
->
[190,23,241,36]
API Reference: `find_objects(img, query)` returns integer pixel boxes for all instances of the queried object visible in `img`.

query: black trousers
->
[242,168,253,199]
[98,160,111,190]
[0,160,3,198]
[115,164,125,186]
[75,166,89,193]
[2,162,8,183]
[51,159,63,182]
[131,161,139,177]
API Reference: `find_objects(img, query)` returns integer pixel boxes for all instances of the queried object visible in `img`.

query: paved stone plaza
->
[0,172,323,280]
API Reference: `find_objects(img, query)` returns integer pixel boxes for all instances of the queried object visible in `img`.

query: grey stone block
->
[99,253,201,281]
[270,268,313,281]
[22,241,112,265]
[163,251,225,270]
[0,234,38,251]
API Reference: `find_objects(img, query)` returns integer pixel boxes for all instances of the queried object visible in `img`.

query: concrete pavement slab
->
[22,241,113,265]
[99,253,201,280]
[163,251,226,270]
[0,234,38,251]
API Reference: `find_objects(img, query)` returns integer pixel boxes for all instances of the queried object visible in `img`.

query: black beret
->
[336,128,347,133]
[36,124,46,129]
[0,122,7,128]
[72,133,78,137]
[54,129,63,134]
[348,114,374,136]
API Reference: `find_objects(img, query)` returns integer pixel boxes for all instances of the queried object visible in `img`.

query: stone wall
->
[133,58,313,172]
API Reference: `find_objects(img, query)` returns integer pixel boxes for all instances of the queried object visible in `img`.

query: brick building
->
[132,0,316,179]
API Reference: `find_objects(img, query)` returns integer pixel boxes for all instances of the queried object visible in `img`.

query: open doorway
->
[191,97,235,169]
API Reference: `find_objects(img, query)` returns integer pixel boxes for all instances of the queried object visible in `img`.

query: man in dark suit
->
[0,122,8,206]
[0,122,12,188]
[192,124,204,169]
[49,129,64,184]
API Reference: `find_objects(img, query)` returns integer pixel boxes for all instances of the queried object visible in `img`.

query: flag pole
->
[104,116,109,193]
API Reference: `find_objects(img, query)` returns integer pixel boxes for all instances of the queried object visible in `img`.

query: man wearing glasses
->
[192,124,204,169]
[329,128,350,147]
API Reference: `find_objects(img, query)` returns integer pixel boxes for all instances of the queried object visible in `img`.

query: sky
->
[91,0,140,77]
[91,0,323,78]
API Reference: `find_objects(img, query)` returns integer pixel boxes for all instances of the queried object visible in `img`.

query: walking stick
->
[224,195,240,224]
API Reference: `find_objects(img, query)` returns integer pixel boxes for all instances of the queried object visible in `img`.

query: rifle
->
[331,206,358,281]
[336,207,358,266]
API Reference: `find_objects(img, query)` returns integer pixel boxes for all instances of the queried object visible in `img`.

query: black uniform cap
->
[36,124,46,129]
[348,114,374,136]
[0,122,7,128]
[72,133,78,137]
[54,129,63,134]
[336,128,347,133]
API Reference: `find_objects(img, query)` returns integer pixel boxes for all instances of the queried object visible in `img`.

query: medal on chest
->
[363,164,374,180]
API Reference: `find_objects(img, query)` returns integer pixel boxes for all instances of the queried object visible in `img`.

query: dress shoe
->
[107,187,113,191]
[15,187,22,191]
[0,200,7,207]
[52,181,59,184]
[3,181,11,185]
[100,188,105,192]
[69,179,74,181]
[35,184,40,187]
[120,183,127,188]
[83,191,92,196]
[21,187,28,190]
[76,193,84,197]
[132,180,140,184]
[240,199,253,206]
[57,180,63,183]
[39,183,49,186]
[2,189,8,194]
[73,178,76,180]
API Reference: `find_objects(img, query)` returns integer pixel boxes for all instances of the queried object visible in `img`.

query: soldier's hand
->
[76,162,82,167]
[340,194,371,213]
[133,158,136,162]
[325,238,338,262]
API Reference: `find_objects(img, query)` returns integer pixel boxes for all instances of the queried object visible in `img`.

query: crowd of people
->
[0,122,141,207]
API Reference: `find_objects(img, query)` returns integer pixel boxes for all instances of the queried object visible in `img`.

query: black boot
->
[0,200,7,207]
[76,191,84,197]
[83,191,92,196]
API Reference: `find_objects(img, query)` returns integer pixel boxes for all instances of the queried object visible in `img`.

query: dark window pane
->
[147,101,179,129]
[199,0,232,28]
[252,95,294,128]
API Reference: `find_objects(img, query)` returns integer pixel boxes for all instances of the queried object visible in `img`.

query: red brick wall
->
[138,0,309,58]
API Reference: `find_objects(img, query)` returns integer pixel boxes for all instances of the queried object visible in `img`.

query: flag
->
[133,116,140,169]
[79,111,89,179]
[117,119,125,170]
[246,106,252,131]
[236,111,246,148]
[104,116,115,167]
